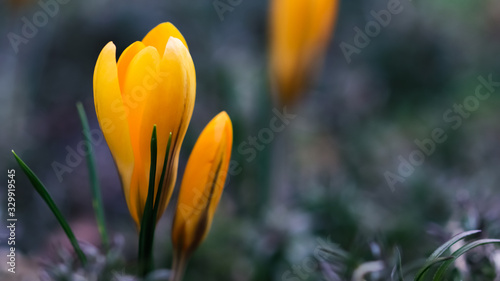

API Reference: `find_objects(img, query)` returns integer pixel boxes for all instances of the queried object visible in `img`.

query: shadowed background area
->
[1,0,500,280]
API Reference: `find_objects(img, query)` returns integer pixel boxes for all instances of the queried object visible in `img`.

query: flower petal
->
[121,46,161,225]
[117,41,146,93]
[142,22,188,58]
[172,112,233,256]
[138,37,196,222]
[269,0,339,106]
[93,42,135,215]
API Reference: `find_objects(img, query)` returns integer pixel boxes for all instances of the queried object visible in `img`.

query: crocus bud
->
[171,112,233,281]
[93,22,196,229]
[269,0,339,106]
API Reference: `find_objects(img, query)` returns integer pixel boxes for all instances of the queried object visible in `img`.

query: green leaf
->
[152,132,172,226]
[76,102,109,250]
[137,129,172,277]
[12,151,87,266]
[318,246,349,260]
[139,125,158,276]
[432,239,500,280]
[414,230,481,281]
[426,230,480,262]
[413,257,452,281]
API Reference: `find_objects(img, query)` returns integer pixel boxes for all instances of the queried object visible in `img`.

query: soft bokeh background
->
[1,0,500,280]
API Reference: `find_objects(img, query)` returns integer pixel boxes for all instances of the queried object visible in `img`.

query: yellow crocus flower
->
[93,22,196,228]
[170,112,233,280]
[269,0,339,106]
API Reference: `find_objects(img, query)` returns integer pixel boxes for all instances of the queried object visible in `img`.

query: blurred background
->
[1,0,500,280]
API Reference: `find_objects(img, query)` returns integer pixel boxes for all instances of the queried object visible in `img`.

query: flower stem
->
[76,102,109,250]
[171,251,189,281]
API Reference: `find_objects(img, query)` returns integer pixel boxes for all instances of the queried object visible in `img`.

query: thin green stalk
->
[12,151,87,266]
[76,102,109,250]
[138,130,172,277]
[152,133,172,225]
[425,230,480,262]
[413,257,452,281]
[433,239,500,280]
[414,230,481,281]
[139,125,158,276]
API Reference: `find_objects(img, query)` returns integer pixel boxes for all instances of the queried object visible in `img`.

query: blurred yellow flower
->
[93,22,196,228]
[269,0,339,106]
[171,112,233,278]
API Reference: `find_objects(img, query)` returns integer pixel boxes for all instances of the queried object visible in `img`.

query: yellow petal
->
[172,112,233,256]
[122,46,161,146]
[93,42,135,214]
[138,37,196,223]
[117,41,146,93]
[269,0,339,106]
[142,22,188,58]
[120,46,161,226]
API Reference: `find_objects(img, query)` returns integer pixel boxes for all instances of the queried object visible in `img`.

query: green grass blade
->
[318,246,349,260]
[432,239,500,281]
[138,125,158,276]
[12,151,87,266]
[76,102,109,250]
[401,259,427,278]
[414,230,480,281]
[413,257,452,281]
[425,230,481,262]
[392,248,404,281]
[138,130,172,277]
[152,132,172,224]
